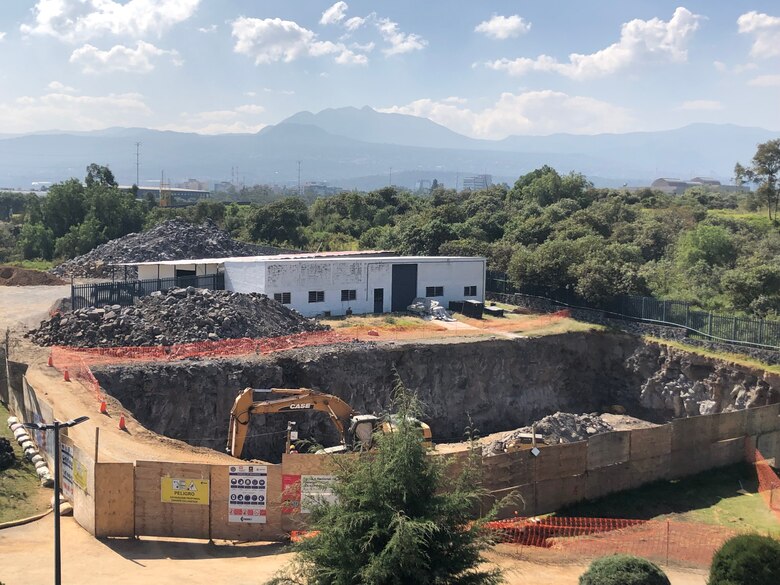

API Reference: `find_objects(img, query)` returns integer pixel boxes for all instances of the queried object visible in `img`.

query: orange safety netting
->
[485,516,736,567]
[749,446,780,520]
[48,330,353,403]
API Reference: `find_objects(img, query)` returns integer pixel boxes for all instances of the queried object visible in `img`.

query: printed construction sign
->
[161,477,210,505]
[73,458,88,492]
[300,475,337,514]
[281,474,301,514]
[60,444,74,501]
[228,465,267,524]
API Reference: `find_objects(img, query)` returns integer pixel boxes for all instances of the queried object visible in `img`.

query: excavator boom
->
[227,388,357,458]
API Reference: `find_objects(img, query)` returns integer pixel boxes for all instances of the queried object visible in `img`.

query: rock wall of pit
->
[92,332,780,462]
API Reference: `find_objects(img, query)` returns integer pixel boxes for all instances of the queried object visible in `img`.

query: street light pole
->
[24,416,89,585]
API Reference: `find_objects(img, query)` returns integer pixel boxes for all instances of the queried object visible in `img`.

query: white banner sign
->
[301,475,337,514]
[228,465,267,524]
[61,444,74,501]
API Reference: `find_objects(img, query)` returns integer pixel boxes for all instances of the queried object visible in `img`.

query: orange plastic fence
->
[48,330,353,404]
[485,516,736,567]
[750,447,780,520]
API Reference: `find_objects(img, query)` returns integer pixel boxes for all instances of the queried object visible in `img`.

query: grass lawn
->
[0,402,51,524]
[557,463,780,535]
[3,259,56,271]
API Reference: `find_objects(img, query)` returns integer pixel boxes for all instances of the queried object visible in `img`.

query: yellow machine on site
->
[226,387,433,459]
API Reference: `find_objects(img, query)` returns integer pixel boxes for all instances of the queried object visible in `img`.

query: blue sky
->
[1,1,779,138]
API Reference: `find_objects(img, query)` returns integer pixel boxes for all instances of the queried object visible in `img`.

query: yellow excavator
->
[227,387,432,459]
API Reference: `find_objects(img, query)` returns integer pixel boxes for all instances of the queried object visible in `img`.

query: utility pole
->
[134,142,141,186]
[297,160,302,196]
[389,167,393,186]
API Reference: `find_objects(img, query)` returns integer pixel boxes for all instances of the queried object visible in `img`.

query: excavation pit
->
[91,332,779,463]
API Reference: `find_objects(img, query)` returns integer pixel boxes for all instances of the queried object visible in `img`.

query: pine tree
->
[267,379,505,585]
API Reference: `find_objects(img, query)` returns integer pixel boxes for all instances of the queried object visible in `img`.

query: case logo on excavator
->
[287,403,314,410]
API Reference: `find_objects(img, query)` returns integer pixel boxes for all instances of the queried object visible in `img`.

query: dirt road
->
[0,515,707,585]
[0,284,69,332]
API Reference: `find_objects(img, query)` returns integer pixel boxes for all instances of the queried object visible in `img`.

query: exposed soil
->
[91,332,780,463]
[51,218,292,279]
[0,266,65,287]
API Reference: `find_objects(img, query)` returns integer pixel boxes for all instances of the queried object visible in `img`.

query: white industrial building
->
[123,251,486,317]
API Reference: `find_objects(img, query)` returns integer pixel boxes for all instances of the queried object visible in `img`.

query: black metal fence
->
[486,271,780,350]
[70,273,225,310]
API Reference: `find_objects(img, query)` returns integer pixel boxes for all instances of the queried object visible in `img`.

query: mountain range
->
[0,106,776,191]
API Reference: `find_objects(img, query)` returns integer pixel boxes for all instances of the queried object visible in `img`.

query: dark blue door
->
[391,264,418,312]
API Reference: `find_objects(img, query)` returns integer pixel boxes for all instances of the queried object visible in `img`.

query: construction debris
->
[484,412,615,455]
[51,218,290,279]
[28,288,328,347]
[407,298,455,321]
[0,437,15,471]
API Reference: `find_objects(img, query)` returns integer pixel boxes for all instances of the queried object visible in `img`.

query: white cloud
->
[0,90,151,133]
[70,41,181,73]
[47,80,76,93]
[378,91,635,139]
[21,0,200,43]
[161,104,266,134]
[737,11,780,59]
[475,14,531,40]
[749,74,780,87]
[0,32,6,42]
[231,17,366,65]
[486,7,700,79]
[344,16,366,31]
[198,24,217,33]
[678,100,723,111]
[320,2,348,26]
[375,17,426,55]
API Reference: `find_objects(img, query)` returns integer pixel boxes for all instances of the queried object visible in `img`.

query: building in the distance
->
[462,174,492,191]
[122,251,486,317]
[649,177,746,195]
[119,185,211,206]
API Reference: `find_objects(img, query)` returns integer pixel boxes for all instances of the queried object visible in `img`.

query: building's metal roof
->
[116,250,485,267]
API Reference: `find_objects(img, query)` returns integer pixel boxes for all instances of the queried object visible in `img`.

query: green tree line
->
[2,156,779,318]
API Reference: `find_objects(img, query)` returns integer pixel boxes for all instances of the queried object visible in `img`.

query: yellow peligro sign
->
[161,477,210,505]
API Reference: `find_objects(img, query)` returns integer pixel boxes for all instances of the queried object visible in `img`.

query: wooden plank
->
[714,410,748,441]
[671,415,716,452]
[534,442,587,482]
[585,462,631,500]
[534,474,586,514]
[95,463,134,537]
[487,483,535,520]
[747,404,780,435]
[629,425,671,460]
[587,431,630,470]
[61,435,96,535]
[710,438,745,468]
[134,461,210,539]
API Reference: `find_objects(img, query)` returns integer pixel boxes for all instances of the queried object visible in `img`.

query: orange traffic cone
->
[99,400,108,415]
[118,414,127,431]
[63,367,70,382]
[47,354,53,367]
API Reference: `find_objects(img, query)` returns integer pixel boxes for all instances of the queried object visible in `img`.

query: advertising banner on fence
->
[73,458,88,492]
[61,444,74,501]
[228,465,267,524]
[161,478,210,505]
[282,474,337,514]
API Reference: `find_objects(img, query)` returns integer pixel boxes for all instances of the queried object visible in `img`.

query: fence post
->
[759,320,764,346]
[641,297,646,320]
[732,316,738,340]
[665,520,670,566]
[662,300,667,323]
[708,313,713,337]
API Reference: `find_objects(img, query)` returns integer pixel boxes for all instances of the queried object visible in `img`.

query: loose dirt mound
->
[51,218,292,278]
[29,288,328,347]
[0,265,65,286]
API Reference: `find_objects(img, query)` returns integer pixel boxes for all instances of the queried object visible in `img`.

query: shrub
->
[579,555,670,585]
[709,534,780,585]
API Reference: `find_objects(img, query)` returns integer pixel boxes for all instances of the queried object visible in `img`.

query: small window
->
[425,286,444,297]
[273,292,291,304]
[341,289,357,302]
[464,286,477,296]
[308,290,325,303]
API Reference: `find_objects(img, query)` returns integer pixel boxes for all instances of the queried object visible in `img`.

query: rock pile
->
[51,219,291,279]
[484,411,614,455]
[29,288,328,347]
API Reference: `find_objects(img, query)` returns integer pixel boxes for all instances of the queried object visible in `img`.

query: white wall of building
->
[414,259,485,306]
[224,260,265,293]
